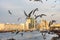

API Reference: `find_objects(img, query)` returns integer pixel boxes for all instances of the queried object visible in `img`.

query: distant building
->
[0,23,5,31]
[0,23,25,32]
[25,18,36,31]
[37,19,49,31]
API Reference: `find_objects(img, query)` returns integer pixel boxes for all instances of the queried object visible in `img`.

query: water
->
[0,31,57,40]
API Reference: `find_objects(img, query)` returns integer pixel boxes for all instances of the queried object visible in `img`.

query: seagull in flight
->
[49,20,56,27]
[34,14,47,19]
[24,10,33,19]
[51,14,55,16]
[8,10,12,15]
[17,17,21,21]
[29,0,43,3]
[46,0,47,1]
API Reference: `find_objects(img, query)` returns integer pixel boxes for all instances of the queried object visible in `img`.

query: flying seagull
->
[15,31,20,35]
[17,17,21,21]
[33,8,38,15]
[38,0,43,3]
[34,0,40,1]
[29,0,31,1]
[30,0,40,1]
[52,20,56,23]
[54,0,56,2]
[34,14,46,19]
[15,30,20,35]
[24,11,28,17]
[28,10,33,17]
[8,10,12,15]
[29,0,43,3]
[51,14,55,16]
[7,38,15,40]
[24,10,33,19]
[46,0,47,1]
[15,30,23,36]
[51,4,56,8]
[20,33,23,36]
[49,21,53,27]
[49,20,56,27]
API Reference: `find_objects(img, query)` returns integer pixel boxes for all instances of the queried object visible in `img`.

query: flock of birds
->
[7,1,57,39]
[8,8,47,22]
[8,8,56,40]
[8,8,56,34]
[0,0,58,40]
[8,0,57,23]
[3,7,57,40]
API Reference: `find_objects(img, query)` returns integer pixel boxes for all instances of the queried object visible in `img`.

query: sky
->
[0,0,60,24]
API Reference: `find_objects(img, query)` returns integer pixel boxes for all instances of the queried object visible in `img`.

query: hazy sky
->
[0,0,60,24]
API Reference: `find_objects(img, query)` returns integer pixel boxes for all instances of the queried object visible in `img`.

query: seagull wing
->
[16,31,19,34]
[52,20,56,23]
[40,0,43,3]
[33,8,38,14]
[15,30,20,34]
[51,14,55,16]
[49,21,53,27]
[24,10,28,16]
[46,0,47,1]
[41,14,47,16]
[35,15,40,19]
[28,10,33,17]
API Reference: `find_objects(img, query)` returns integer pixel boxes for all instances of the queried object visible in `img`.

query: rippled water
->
[0,31,57,40]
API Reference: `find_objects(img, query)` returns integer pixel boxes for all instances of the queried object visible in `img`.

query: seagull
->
[49,21,53,27]
[35,0,43,3]
[24,10,33,18]
[7,38,15,40]
[34,14,46,19]
[20,33,23,36]
[54,0,56,2]
[51,14,55,16]
[15,30,20,35]
[11,30,20,34]
[52,20,56,23]
[46,0,47,1]
[24,11,28,17]
[28,10,33,17]
[30,0,31,1]
[30,0,40,1]
[39,0,43,3]
[17,17,21,21]
[30,0,43,3]
[49,20,56,27]
[51,5,56,8]
[8,10,12,15]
